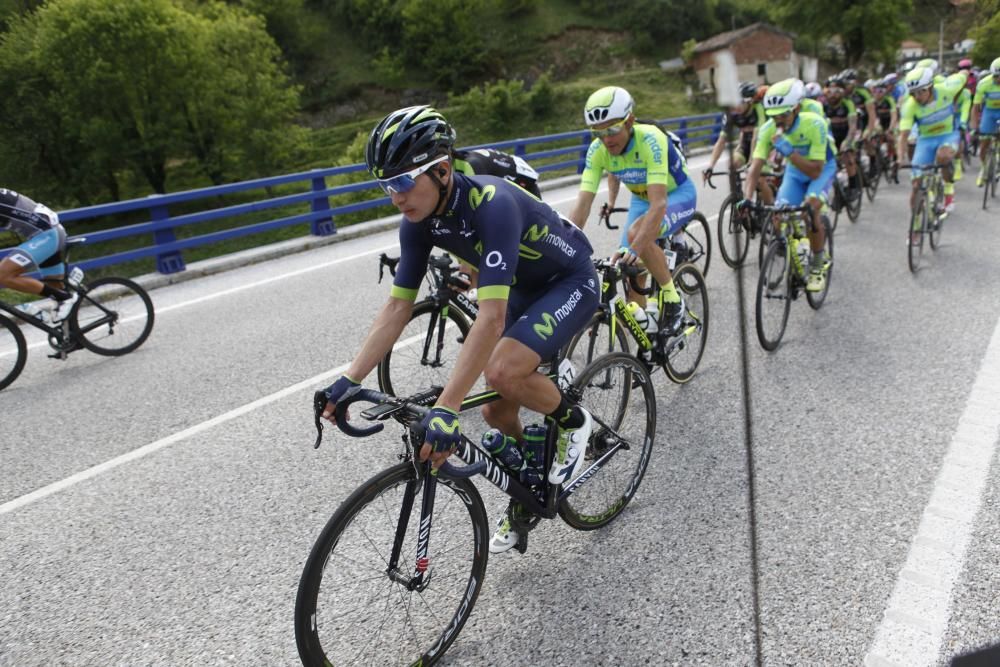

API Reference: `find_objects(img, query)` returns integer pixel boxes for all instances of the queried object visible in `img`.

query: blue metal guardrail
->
[9,112,723,275]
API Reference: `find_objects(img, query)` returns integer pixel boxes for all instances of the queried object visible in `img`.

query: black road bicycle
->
[980,122,1000,210]
[705,168,783,270]
[0,238,155,391]
[295,349,656,666]
[902,164,949,274]
[753,202,834,351]
[597,201,712,278]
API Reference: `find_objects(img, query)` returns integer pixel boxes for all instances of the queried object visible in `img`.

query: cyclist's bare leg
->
[936,146,956,183]
[806,196,825,253]
[481,337,561,438]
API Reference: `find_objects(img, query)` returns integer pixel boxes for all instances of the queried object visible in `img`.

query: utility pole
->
[938,19,944,69]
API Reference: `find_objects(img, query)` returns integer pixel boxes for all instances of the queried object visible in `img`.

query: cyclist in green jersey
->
[898,67,964,212]
[743,79,836,292]
[568,86,693,334]
[972,57,1000,187]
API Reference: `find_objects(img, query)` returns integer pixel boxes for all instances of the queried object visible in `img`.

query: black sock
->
[41,285,69,301]
[548,396,584,430]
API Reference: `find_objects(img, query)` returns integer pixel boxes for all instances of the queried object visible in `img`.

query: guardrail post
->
[514,142,526,157]
[678,119,688,149]
[711,113,723,144]
[150,200,185,274]
[577,133,591,173]
[310,172,335,236]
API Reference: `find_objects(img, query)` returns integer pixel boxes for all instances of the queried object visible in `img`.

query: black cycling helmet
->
[840,68,858,82]
[738,81,758,100]
[365,105,456,179]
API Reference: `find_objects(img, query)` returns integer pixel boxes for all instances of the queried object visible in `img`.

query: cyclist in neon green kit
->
[898,67,965,213]
[972,57,1000,187]
[742,79,836,292]
[568,86,693,335]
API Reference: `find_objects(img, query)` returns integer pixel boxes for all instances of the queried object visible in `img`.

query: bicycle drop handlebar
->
[313,388,486,479]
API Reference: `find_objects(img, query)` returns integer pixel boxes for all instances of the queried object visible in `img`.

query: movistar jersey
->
[579,124,689,200]
[823,97,857,136]
[754,111,836,163]
[973,74,1000,110]
[899,77,965,137]
[0,188,60,247]
[392,174,593,303]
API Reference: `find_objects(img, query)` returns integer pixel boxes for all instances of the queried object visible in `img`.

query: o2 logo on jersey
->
[484,250,507,270]
[469,185,496,210]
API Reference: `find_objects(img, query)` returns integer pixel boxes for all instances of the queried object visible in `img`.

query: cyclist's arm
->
[607,173,621,209]
[865,101,877,134]
[343,297,415,382]
[743,157,765,200]
[435,298,505,411]
[568,189,596,229]
[706,132,727,173]
[971,102,982,132]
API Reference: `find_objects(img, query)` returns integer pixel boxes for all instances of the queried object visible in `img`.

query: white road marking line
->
[864,315,1000,667]
[0,327,435,516]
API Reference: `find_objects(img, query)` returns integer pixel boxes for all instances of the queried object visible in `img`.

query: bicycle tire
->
[991,148,999,201]
[755,240,791,351]
[70,277,155,356]
[757,213,775,268]
[984,149,993,210]
[295,462,488,667]
[0,314,27,391]
[564,310,630,369]
[847,173,863,222]
[558,352,654,530]
[929,179,944,251]
[717,194,750,269]
[864,152,880,201]
[908,197,926,274]
[664,263,709,384]
[377,300,472,397]
[806,216,834,310]
[675,211,712,277]
[830,181,843,232]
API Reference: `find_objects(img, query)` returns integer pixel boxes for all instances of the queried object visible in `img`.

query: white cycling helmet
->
[763,78,805,116]
[584,86,635,126]
[992,57,1000,77]
[905,66,935,92]
[916,58,938,73]
[803,82,822,98]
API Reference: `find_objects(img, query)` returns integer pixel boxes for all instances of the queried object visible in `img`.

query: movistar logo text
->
[469,185,496,209]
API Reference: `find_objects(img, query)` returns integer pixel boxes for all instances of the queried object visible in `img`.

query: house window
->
[757,63,767,78]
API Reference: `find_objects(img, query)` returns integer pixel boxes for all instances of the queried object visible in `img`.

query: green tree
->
[970,10,1000,65]
[773,0,912,65]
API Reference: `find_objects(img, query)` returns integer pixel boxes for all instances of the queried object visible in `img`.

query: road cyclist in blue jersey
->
[319,106,601,554]
[567,85,694,336]
[741,79,837,293]
[0,188,79,322]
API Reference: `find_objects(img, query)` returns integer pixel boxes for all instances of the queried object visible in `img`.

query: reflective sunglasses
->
[590,117,629,138]
[376,155,449,195]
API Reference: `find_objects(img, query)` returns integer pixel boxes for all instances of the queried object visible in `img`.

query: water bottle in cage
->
[482,429,526,477]
[520,424,546,486]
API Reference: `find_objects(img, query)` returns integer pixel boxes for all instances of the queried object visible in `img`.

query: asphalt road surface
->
[2,154,999,667]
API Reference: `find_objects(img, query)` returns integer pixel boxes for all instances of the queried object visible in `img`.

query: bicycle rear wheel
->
[757,214,775,268]
[674,211,711,277]
[908,198,927,273]
[806,216,834,310]
[0,314,27,391]
[378,300,472,397]
[295,462,488,667]
[864,151,880,201]
[663,263,709,384]
[564,309,630,369]
[558,352,654,530]
[847,174,863,222]
[70,277,155,356]
[718,194,750,269]
[755,240,791,351]
[929,179,944,251]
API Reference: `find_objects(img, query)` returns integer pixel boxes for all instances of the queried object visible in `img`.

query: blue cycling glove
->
[324,375,361,407]
[420,406,462,454]
[773,136,795,157]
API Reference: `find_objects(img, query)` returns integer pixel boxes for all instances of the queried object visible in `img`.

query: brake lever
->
[313,390,327,449]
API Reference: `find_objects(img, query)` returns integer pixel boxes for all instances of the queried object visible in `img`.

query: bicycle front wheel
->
[664,263,709,384]
[377,300,472,397]
[806,216,834,310]
[564,309,630,369]
[718,194,750,269]
[908,198,927,274]
[864,153,880,202]
[847,176,863,222]
[675,211,712,277]
[70,277,155,356]
[559,352,654,530]
[755,240,791,351]
[0,314,27,391]
[929,179,944,251]
[295,462,489,667]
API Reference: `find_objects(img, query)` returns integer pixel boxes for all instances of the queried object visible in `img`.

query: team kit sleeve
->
[391,222,432,301]
[752,120,776,161]
[899,97,916,132]
[642,129,672,188]
[804,116,829,161]
[578,139,607,194]
[472,189,522,302]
